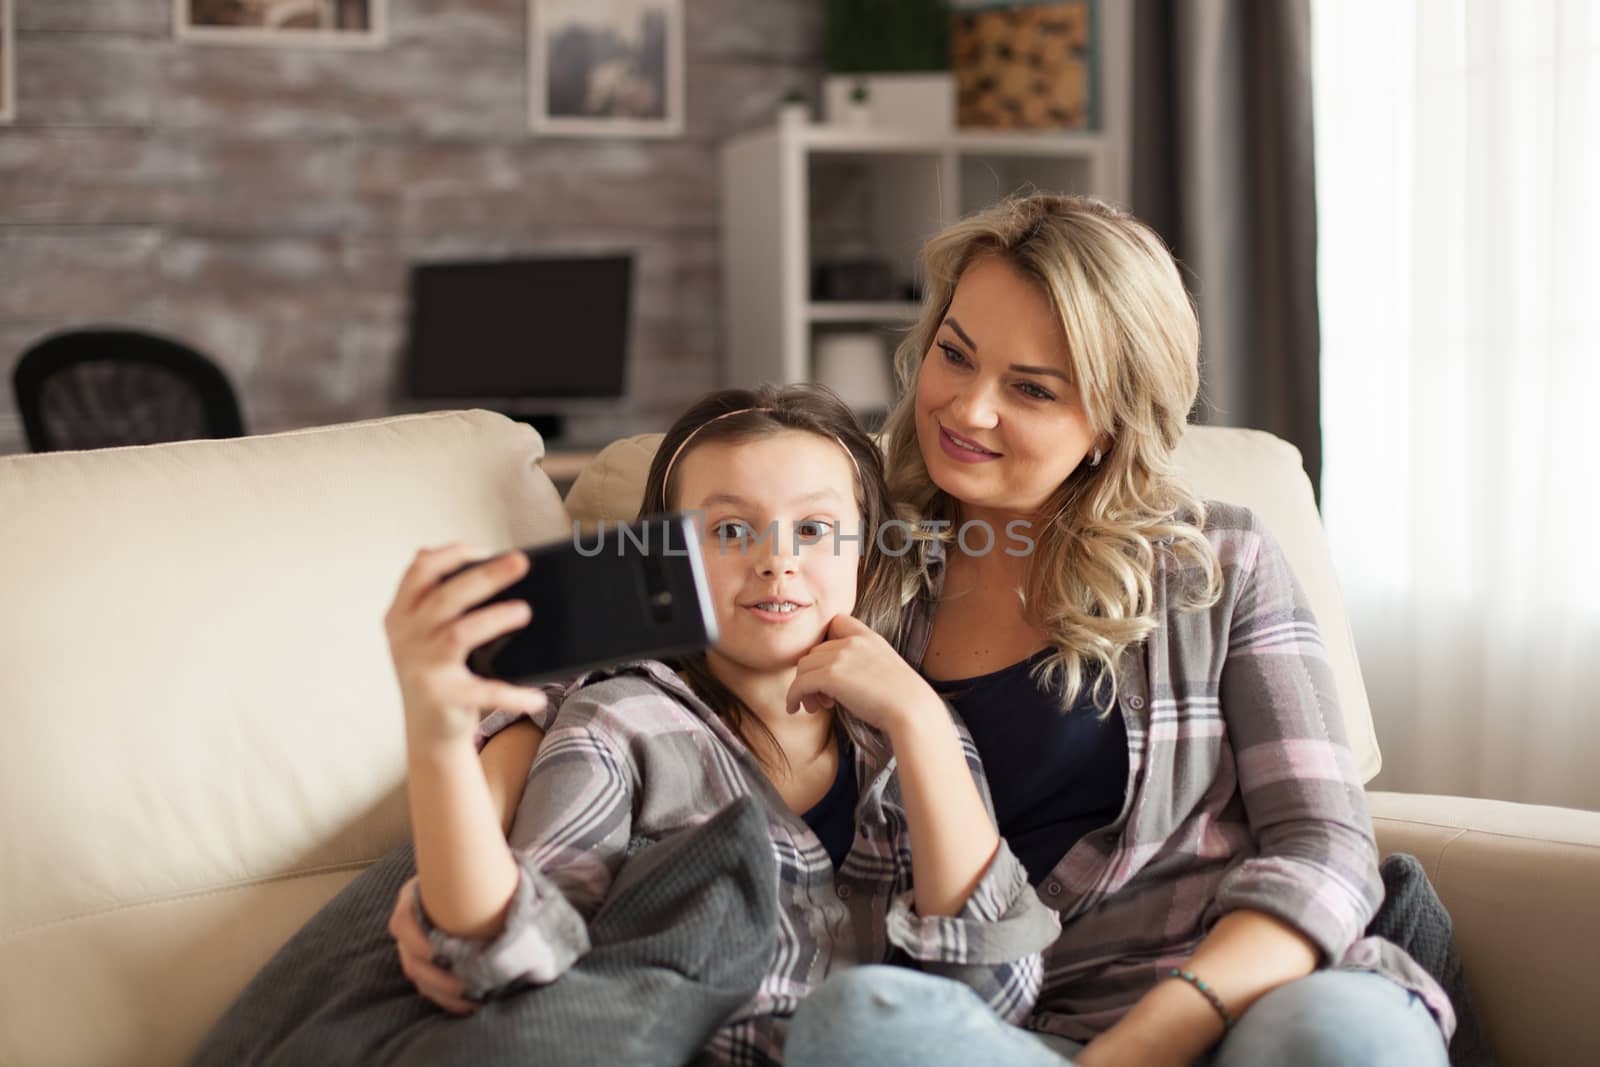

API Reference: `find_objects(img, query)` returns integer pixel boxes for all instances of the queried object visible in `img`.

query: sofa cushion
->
[0,410,570,1066]
[563,432,662,530]
[563,425,1380,780]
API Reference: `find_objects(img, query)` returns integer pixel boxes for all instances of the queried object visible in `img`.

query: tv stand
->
[499,411,565,443]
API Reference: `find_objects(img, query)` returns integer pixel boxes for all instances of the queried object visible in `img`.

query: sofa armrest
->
[1368,791,1600,1067]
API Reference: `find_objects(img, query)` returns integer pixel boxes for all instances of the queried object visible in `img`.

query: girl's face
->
[671,430,864,676]
[915,254,1100,521]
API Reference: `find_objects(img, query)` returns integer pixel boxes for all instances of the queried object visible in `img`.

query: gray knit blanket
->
[190,795,777,1067]
[1370,853,1499,1067]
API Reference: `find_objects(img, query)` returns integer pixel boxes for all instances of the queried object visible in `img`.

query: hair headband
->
[660,406,864,499]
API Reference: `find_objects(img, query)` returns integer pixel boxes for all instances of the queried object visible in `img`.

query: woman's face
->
[672,431,863,676]
[915,254,1100,522]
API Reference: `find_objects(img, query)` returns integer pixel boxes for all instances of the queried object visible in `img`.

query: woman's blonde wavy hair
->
[880,192,1223,713]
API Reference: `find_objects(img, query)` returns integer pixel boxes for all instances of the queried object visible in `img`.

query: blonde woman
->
[388,196,1456,1066]
[779,195,1455,1066]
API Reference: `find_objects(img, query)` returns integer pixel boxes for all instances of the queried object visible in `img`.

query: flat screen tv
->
[403,255,632,400]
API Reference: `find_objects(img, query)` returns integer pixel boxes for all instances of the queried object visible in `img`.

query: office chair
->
[11,327,246,453]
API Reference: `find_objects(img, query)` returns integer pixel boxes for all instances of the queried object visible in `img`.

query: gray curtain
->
[1130,0,1322,500]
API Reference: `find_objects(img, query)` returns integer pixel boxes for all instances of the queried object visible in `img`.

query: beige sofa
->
[1,409,1595,1067]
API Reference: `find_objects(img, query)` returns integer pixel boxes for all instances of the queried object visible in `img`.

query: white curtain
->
[1312,0,1600,811]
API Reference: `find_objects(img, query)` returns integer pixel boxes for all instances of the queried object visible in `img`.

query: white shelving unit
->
[719,2,1132,403]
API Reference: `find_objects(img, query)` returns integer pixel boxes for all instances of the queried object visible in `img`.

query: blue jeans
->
[782,966,1449,1067]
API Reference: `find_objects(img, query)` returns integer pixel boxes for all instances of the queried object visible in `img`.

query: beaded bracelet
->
[1167,968,1235,1031]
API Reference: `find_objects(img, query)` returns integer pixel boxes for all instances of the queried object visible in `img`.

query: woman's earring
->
[1089,447,1103,468]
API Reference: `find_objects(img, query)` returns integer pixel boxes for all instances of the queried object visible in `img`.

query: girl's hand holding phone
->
[383,543,548,748]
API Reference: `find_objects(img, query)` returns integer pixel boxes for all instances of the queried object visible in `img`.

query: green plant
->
[825,0,952,74]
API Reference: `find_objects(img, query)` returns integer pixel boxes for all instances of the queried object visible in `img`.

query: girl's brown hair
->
[639,383,904,772]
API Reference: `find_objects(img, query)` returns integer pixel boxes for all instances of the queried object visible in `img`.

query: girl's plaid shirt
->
[420,661,1060,1066]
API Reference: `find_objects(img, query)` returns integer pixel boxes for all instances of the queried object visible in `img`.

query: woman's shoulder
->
[1181,499,1271,562]
[1148,499,1272,606]
[1159,500,1308,619]
[1193,497,1255,530]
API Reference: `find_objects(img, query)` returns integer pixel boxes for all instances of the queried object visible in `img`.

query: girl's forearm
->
[406,730,522,941]
[1082,908,1319,1066]
[888,700,1002,917]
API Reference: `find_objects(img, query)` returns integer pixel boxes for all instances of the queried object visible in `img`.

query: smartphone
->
[453,512,718,684]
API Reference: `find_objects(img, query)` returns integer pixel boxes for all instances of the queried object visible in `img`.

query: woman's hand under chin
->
[785,614,947,736]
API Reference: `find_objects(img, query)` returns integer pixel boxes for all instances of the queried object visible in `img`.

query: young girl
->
[383,385,1059,1065]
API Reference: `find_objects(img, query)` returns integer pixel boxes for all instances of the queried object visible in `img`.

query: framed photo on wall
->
[529,0,684,137]
[952,0,1095,130]
[175,0,387,49]
[1,0,14,125]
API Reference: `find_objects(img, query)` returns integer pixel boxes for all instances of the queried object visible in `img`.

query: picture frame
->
[528,0,684,138]
[953,0,1096,130]
[0,0,14,125]
[175,0,387,50]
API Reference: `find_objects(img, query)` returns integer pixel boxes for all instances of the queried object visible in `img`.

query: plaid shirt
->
[899,501,1455,1043]
[420,661,1060,1066]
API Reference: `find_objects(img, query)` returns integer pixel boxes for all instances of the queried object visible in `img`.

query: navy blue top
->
[801,739,859,870]
[925,648,1128,885]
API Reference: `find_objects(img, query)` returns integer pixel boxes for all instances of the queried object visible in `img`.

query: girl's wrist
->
[405,708,479,756]
[884,692,951,747]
